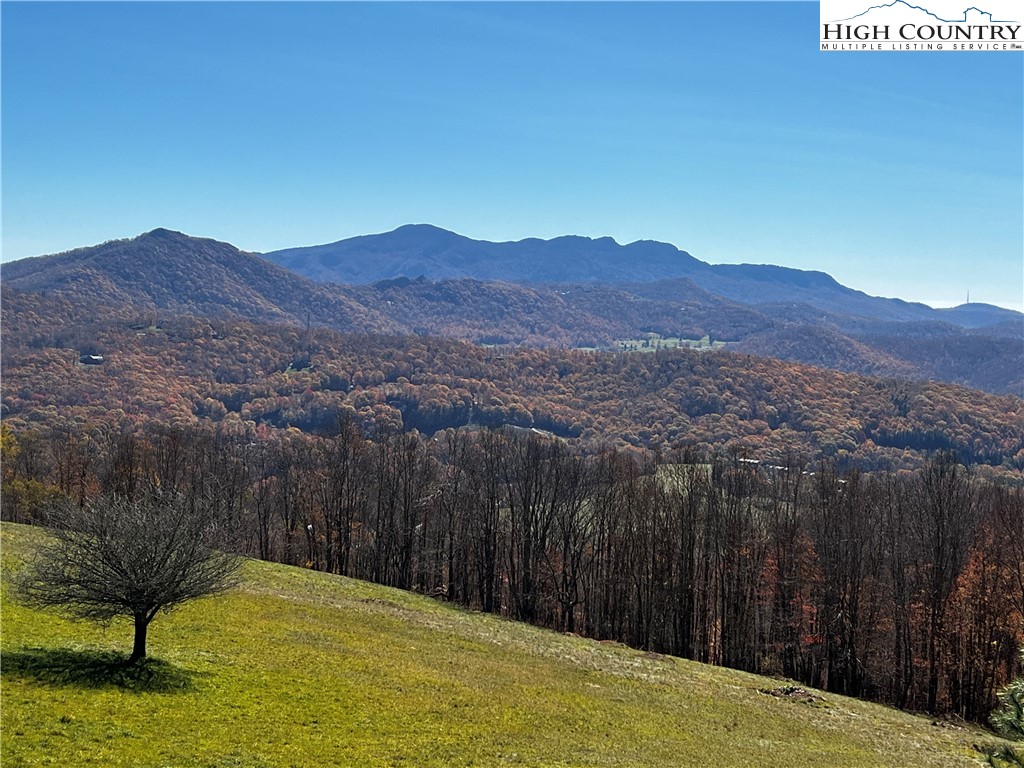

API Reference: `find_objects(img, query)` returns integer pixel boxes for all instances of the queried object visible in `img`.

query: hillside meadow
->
[0,522,1002,767]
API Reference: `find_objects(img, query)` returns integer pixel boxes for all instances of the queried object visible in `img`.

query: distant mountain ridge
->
[935,303,1023,329]
[263,224,1019,327]
[265,224,705,285]
[3,227,1021,395]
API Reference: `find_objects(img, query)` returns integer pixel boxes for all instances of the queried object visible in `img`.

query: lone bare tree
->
[17,493,241,664]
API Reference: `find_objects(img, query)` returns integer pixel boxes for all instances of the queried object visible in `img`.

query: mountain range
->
[264,224,1021,326]
[2,226,1021,395]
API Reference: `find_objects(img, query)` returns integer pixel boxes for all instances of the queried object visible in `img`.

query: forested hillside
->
[3,229,1021,395]
[3,291,1023,473]
[0,228,397,333]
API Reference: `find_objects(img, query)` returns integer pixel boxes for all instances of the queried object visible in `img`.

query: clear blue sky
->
[2,1,1021,310]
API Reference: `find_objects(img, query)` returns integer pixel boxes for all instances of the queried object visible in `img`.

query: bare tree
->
[16,493,241,664]
[913,451,979,713]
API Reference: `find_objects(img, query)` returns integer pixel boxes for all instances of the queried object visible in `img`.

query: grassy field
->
[0,522,999,768]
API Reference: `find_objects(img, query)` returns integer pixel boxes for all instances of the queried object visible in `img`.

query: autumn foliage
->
[2,273,1023,723]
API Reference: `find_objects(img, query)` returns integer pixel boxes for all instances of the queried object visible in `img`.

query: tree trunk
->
[129,614,149,664]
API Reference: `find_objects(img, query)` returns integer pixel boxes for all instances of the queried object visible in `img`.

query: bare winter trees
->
[5,421,1022,718]
[16,493,241,663]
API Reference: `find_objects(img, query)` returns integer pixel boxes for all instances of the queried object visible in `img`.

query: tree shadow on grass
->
[1,648,202,693]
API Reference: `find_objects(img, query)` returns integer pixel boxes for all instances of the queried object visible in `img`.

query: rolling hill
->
[0,228,398,335]
[3,299,1022,473]
[0,522,1004,768]
[343,275,772,348]
[3,228,1021,395]
[937,302,1024,330]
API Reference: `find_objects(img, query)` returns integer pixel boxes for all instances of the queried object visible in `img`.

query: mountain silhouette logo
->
[828,0,1018,23]
[820,0,1022,50]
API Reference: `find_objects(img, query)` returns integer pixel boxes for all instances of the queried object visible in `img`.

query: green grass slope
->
[0,523,996,767]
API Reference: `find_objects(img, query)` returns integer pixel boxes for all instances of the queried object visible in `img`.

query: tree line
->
[2,420,1022,721]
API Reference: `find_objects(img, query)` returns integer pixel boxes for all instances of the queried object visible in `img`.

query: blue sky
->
[2,2,1021,310]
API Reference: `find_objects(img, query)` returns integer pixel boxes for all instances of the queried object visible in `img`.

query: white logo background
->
[821,0,1022,50]
[823,0,1018,22]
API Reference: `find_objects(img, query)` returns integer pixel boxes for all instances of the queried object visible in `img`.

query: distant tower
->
[967,290,970,305]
